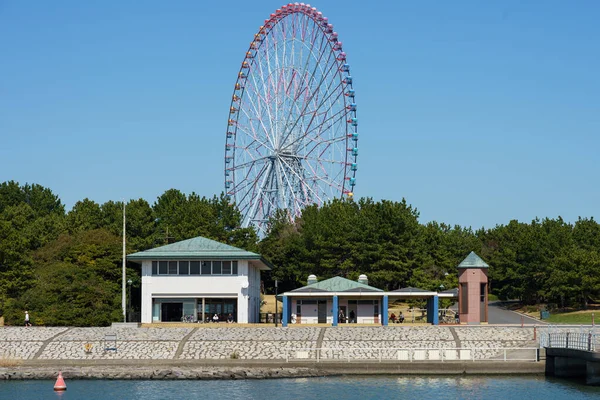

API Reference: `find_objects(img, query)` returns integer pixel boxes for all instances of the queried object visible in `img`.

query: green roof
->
[458,251,489,269]
[290,276,383,293]
[127,236,271,269]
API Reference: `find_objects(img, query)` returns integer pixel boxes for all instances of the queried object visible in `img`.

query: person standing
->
[24,311,31,327]
[338,309,345,324]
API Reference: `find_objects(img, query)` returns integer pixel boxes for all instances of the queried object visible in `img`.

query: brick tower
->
[457,251,489,324]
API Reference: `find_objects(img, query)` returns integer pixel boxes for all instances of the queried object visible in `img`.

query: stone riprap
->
[0,325,549,362]
[58,327,192,341]
[0,341,44,360]
[0,365,326,380]
[323,326,454,341]
[181,340,312,360]
[189,327,320,341]
[0,327,68,341]
[37,341,181,360]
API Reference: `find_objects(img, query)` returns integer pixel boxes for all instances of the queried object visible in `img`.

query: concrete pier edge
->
[1,360,544,380]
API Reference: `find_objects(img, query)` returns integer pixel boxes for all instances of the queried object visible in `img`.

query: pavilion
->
[280,274,457,327]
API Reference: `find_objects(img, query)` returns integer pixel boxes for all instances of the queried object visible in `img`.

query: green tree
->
[21,229,127,326]
[67,199,103,233]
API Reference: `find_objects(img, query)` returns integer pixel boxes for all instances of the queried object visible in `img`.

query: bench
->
[104,333,117,352]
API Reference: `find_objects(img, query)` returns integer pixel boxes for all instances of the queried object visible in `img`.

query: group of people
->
[210,313,235,323]
[389,312,405,323]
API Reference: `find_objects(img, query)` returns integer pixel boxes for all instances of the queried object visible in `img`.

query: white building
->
[127,236,271,324]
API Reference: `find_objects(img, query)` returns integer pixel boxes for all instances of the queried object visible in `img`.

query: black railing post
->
[566,332,569,349]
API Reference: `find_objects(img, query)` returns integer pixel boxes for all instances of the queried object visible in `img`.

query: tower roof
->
[458,251,489,269]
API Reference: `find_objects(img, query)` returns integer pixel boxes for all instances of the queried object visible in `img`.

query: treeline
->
[258,198,600,310]
[0,181,257,326]
[0,181,598,326]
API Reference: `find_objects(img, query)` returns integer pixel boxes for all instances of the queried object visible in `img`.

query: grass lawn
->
[545,310,599,324]
[260,294,281,314]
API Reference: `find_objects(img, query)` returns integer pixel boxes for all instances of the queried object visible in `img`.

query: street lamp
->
[127,279,133,322]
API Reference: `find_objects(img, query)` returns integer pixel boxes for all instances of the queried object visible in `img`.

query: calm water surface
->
[1,376,599,400]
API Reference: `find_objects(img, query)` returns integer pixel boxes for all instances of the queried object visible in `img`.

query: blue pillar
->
[282,296,288,327]
[382,295,389,326]
[431,296,439,325]
[332,295,339,326]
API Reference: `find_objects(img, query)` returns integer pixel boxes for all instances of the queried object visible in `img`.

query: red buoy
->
[54,371,67,391]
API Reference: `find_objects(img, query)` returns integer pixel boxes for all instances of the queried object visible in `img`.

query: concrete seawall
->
[0,325,547,379]
[1,359,544,380]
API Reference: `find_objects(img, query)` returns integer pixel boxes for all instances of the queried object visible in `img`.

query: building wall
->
[140,259,260,323]
[246,261,262,323]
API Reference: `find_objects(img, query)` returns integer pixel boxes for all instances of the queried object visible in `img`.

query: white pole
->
[122,200,126,322]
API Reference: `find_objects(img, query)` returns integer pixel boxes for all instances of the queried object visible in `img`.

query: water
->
[1,376,599,400]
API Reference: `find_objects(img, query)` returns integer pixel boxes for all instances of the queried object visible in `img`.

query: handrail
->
[283,347,539,363]
[542,332,598,351]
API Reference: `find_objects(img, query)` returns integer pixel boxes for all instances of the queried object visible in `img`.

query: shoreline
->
[1,360,545,380]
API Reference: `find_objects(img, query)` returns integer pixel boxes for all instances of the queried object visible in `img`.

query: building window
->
[222,261,231,275]
[151,260,240,276]
[158,261,168,275]
[213,261,222,275]
[190,261,200,275]
[297,300,317,305]
[480,283,487,302]
[201,261,211,275]
[179,261,189,275]
[460,283,468,314]
[168,261,178,275]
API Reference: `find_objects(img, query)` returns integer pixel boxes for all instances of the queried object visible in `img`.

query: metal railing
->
[283,347,539,363]
[543,332,599,351]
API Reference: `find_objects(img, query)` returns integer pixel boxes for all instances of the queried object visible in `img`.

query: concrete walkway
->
[488,301,544,325]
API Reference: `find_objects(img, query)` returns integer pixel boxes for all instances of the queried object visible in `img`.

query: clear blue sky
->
[1,1,598,230]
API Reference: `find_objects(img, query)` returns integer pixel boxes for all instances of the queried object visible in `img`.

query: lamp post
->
[122,201,126,322]
[275,280,278,327]
[127,279,132,322]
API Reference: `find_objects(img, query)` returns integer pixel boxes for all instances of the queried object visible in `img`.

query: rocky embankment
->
[0,365,326,380]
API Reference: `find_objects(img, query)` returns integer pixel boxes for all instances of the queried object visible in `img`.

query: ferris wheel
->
[224,3,358,235]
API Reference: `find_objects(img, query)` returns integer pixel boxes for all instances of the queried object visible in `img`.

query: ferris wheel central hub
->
[271,149,299,159]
